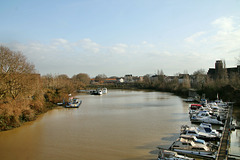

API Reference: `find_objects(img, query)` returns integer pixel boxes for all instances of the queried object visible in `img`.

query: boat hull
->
[65,100,82,108]
[173,149,213,156]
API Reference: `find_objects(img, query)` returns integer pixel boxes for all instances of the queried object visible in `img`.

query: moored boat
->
[102,88,107,94]
[189,104,203,114]
[65,97,82,108]
[169,138,216,156]
[197,123,220,136]
[190,111,223,125]
[158,148,194,160]
[90,89,102,95]
[180,125,220,141]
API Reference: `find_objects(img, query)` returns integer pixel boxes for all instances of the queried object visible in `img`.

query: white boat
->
[183,97,196,102]
[215,99,228,108]
[207,102,228,121]
[65,97,82,108]
[169,138,216,156]
[102,88,107,94]
[190,110,223,125]
[197,123,220,136]
[158,149,194,160]
[90,89,102,95]
[181,125,220,141]
[179,134,218,150]
[179,134,206,145]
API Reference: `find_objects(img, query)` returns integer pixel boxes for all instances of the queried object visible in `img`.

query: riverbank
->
[0,87,73,131]
[0,100,57,131]
[92,83,240,106]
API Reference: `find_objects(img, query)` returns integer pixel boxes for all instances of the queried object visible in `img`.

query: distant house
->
[133,76,143,82]
[104,78,117,84]
[117,78,124,83]
[124,74,133,82]
[150,75,158,82]
[178,74,190,83]
[207,60,240,79]
[165,76,177,82]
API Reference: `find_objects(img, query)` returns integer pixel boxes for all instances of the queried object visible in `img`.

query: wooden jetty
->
[216,103,235,160]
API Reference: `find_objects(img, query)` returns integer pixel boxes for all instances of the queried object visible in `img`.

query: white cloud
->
[211,17,240,51]
[109,43,128,54]
[76,38,101,53]
[53,38,68,45]
[212,16,235,31]
[184,16,240,66]
[184,31,205,43]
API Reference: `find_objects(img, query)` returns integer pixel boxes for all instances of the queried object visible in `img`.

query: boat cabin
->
[189,104,203,110]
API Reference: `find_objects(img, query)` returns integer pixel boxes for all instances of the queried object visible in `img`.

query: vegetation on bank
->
[1,46,240,131]
[137,70,240,105]
[0,46,91,131]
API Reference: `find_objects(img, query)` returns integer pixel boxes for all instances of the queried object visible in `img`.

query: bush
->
[21,108,35,121]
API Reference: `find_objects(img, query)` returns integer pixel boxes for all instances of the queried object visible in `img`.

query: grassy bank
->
[0,87,71,131]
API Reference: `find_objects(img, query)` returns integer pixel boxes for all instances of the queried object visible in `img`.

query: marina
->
[158,98,240,160]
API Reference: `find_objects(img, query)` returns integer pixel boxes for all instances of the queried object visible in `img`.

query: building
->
[124,74,133,82]
[207,60,240,79]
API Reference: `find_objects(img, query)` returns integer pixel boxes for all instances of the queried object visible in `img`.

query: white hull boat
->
[190,111,223,125]
[158,148,194,160]
[169,138,216,156]
[102,88,107,94]
[65,98,82,108]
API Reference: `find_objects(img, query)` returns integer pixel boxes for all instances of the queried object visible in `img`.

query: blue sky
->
[1,0,240,77]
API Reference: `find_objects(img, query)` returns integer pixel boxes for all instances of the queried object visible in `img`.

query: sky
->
[1,0,240,78]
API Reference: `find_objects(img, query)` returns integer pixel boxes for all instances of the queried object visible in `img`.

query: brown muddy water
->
[0,90,239,160]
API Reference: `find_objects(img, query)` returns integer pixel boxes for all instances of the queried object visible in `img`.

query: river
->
[0,90,239,160]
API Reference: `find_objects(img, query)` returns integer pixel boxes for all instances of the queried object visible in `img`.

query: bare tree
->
[192,69,207,89]
[95,74,107,82]
[72,73,90,84]
[0,46,36,100]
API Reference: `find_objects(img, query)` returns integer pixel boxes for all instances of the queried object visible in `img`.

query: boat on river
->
[190,110,223,125]
[181,125,220,141]
[102,88,107,94]
[158,148,194,160]
[65,97,82,108]
[189,104,203,114]
[90,88,102,95]
[169,137,216,156]
[197,123,220,136]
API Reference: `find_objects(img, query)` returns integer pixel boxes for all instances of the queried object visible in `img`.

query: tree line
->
[138,67,240,104]
[0,46,91,130]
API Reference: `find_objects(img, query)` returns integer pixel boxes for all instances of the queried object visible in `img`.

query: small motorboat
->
[169,138,216,156]
[102,88,107,94]
[158,148,194,160]
[180,125,220,141]
[65,97,82,108]
[189,104,203,114]
[190,111,223,125]
[90,89,102,95]
[197,123,220,136]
